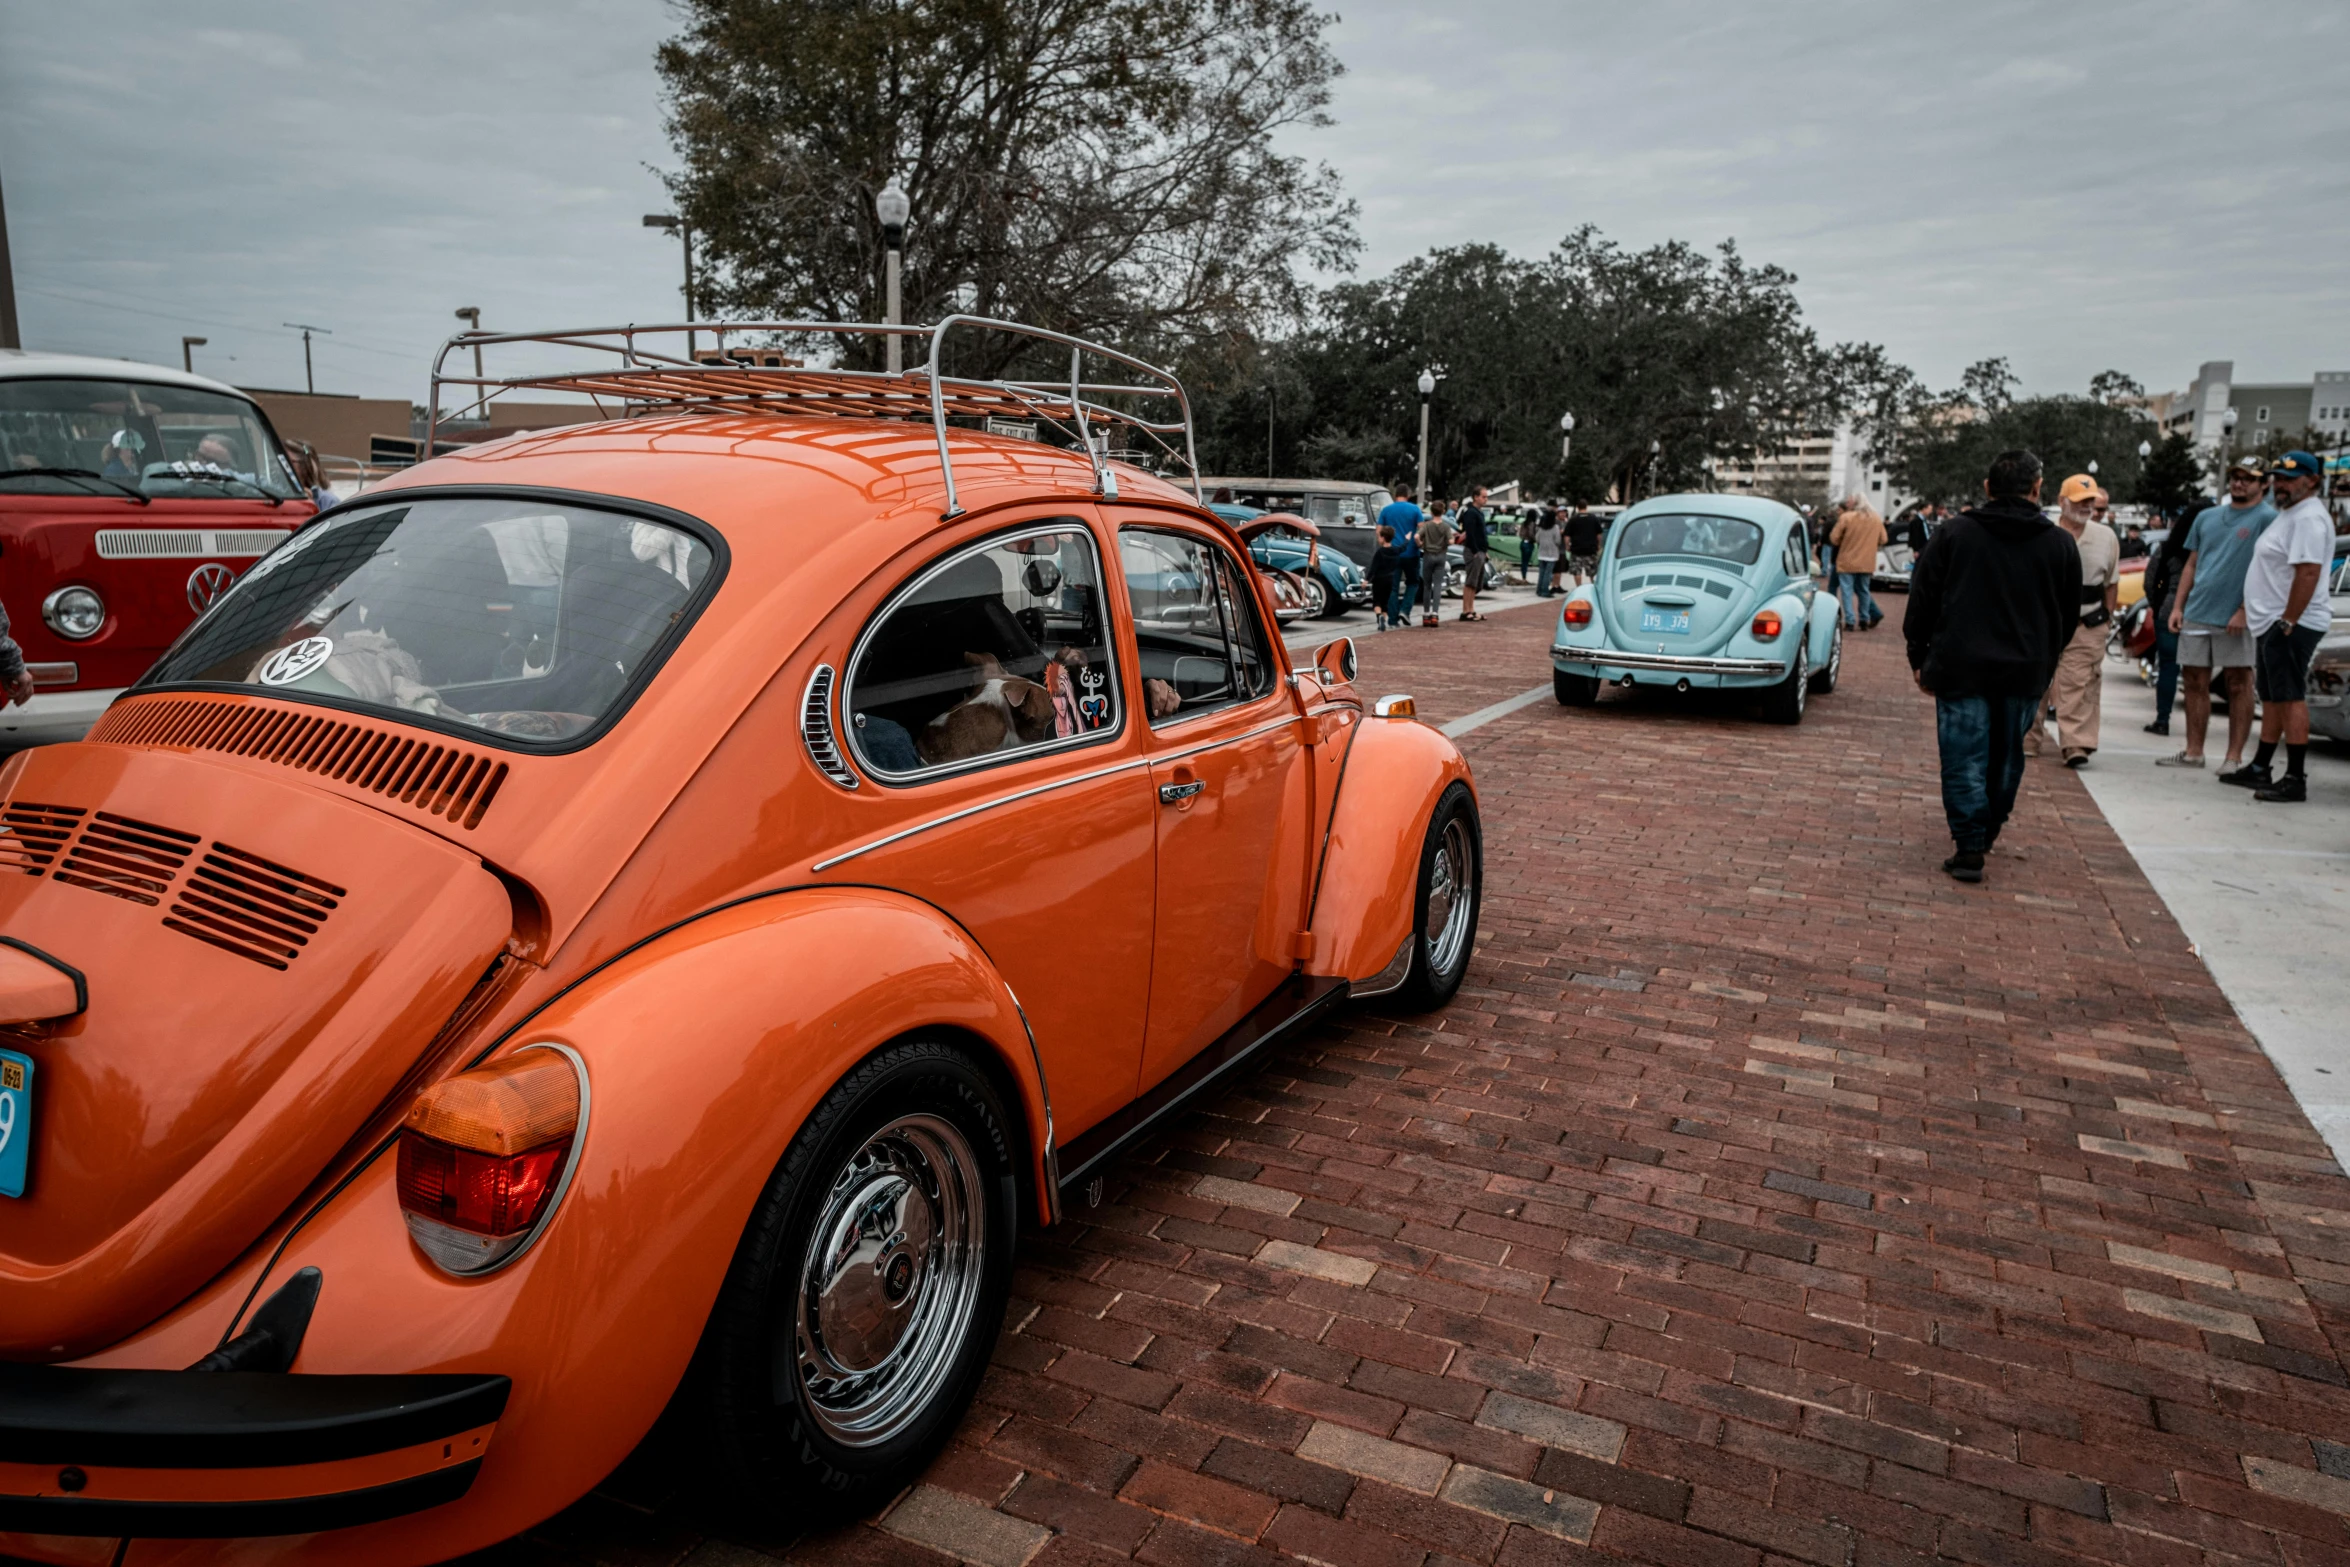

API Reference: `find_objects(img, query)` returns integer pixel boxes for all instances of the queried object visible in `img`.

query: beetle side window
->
[845,524,1120,779]
[1783,531,1808,578]
[1120,530,1274,726]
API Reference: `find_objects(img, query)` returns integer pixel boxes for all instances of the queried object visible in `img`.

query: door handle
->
[1158,779,1205,804]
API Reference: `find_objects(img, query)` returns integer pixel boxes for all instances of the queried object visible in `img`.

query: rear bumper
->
[0,1363,508,1537]
[1553,646,1786,678]
[0,688,124,748]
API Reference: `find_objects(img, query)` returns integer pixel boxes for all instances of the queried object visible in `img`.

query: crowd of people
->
[1903,446,2336,884]
[1364,488,1607,631]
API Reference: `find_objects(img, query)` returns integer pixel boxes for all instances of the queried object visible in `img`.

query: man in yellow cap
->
[2030,473,2120,764]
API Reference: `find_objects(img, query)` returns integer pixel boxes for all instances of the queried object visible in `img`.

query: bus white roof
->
[0,347,263,404]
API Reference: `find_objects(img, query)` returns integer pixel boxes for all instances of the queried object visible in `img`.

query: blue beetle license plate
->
[1639,608,1691,634]
[0,1048,31,1199]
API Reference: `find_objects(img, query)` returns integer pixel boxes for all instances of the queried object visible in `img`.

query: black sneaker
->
[2254,774,2307,803]
[2143,720,2170,735]
[1942,849,1985,883]
[2218,762,2272,789]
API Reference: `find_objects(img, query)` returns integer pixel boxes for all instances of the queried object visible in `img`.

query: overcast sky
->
[6,0,2345,407]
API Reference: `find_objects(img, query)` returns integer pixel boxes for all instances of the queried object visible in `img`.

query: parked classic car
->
[2304,557,2350,745]
[1220,508,1372,618]
[1199,478,1391,568]
[0,352,319,747]
[1550,493,1839,722]
[0,318,1482,1564]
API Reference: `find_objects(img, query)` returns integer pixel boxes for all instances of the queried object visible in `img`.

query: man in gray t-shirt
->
[2159,458,2276,769]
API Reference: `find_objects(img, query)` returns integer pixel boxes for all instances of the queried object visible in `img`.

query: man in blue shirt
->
[2158,457,2275,770]
[1378,487,1425,626]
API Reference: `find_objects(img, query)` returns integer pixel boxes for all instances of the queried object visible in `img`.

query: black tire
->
[1301,574,1330,618]
[1763,638,1809,724]
[1807,619,1840,695]
[692,1038,1018,1524]
[1393,782,1481,1011]
[1554,668,1599,706]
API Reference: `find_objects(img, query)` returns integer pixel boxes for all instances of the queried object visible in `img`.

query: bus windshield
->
[0,378,303,502]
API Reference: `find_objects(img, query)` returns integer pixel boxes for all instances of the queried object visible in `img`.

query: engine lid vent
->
[163,843,346,971]
[0,803,86,877]
[55,812,199,906]
[89,698,508,830]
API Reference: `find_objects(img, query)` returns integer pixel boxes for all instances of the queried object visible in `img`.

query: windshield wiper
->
[0,466,150,504]
[152,468,283,505]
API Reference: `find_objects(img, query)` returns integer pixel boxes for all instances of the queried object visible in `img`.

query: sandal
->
[1457,612,1483,621]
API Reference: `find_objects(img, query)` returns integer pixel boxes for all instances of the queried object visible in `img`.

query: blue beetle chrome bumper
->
[1552,646,1786,679]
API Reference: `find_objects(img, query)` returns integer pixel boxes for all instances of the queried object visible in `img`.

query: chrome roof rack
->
[426,317,1201,518]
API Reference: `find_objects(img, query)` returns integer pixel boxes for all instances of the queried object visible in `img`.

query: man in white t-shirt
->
[2220,451,2337,802]
[2034,474,2120,766]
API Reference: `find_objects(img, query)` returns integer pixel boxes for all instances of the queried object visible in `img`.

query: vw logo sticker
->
[186,561,238,613]
[256,636,333,687]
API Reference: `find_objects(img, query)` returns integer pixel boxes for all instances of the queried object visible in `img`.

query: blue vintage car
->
[1210,502,1372,618]
[1549,493,1840,723]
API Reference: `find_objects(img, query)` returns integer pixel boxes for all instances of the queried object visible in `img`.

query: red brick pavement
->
[481,611,2350,1567]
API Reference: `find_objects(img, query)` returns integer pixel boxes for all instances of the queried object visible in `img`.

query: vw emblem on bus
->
[186,562,239,614]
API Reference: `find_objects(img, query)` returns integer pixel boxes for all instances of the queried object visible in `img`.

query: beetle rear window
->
[137,495,717,745]
[1614,513,1765,566]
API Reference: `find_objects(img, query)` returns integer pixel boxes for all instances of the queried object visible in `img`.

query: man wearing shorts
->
[2160,457,2274,770]
[1565,507,1602,584]
[2222,451,2336,802]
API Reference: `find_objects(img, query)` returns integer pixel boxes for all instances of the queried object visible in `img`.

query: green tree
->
[1881,365,2158,506]
[2134,432,2206,520]
[657,0,1359,371]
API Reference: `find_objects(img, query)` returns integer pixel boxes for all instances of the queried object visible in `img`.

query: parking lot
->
[478,605,2350,1567]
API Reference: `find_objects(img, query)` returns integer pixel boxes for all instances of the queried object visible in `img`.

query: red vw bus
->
[0,351,318,746]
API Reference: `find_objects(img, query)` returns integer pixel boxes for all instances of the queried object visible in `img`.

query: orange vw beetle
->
[0,319,1480,1563]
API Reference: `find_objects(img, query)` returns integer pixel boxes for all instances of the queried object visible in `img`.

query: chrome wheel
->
[792,1114,986,1448]
[1301,575,1329,617]
[1424,816,1476,978]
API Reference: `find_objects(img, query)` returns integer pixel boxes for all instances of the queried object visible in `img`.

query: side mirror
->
[1311,635,1357,684]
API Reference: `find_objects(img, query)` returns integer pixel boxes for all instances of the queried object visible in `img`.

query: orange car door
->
[829,516,1155,1140]
[1116,524,1311,1094]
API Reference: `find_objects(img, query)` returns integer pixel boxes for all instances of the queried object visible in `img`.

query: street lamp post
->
[1560,411,1575,461]
[1416,368,1436,500]
[642,214,697,358]
[181,336,206,373]
[2221,405,2239,472]
[453,306,483,385]
[876,181,909,375]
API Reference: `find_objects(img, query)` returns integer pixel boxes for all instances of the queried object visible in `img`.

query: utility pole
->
[643,215,697,359]
[282,323,331,394]
[0,161,20,350]
[1266,385,1275,477]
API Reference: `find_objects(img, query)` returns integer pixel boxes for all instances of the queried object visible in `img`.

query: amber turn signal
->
[1561,599,1594,627]
[1751,611,1783,639]
[397,1048,585,1275]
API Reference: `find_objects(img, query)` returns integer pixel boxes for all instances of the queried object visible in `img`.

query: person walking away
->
[1416,503,1454,628]
[1535,508,1565,596]
[1830,495,1887,629]
[1515,504,1543,585]
[1380,486,1424,626]
[1565,507,1602,586]
[1811,505,1837,578]
[2036,475,2119,766]
[1368,525,1400,631]
[2223,451,2335,802]
[2139,512,2192,736]
[1904,449,2081,883]
[2158,459,2273,771]
[1458,487,1491,620]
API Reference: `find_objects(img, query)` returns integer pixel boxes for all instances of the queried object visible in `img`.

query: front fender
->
[1305,716,1474,982]
[46,887,1046,1567]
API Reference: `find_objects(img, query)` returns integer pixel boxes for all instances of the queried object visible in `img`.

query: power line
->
[15,281,423,362]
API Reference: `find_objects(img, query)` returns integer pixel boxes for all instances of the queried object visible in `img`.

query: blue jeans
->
[1936,694,2040,852]
[1389,567,1420,623]
[1536,558,1558,596]
[1837,571,1878,627]
[2152,625,2180,725]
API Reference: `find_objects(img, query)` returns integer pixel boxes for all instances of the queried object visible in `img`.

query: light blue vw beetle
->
[1550,493,1839,723]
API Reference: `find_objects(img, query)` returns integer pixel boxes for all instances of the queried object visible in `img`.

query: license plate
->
[0,1049,31,1199]
[1639,608,1691,634]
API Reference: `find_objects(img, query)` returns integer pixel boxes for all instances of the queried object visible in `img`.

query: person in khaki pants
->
[2029,475,2119,765]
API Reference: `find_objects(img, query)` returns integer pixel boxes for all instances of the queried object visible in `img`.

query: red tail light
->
[1751,611,1783,639]
[1562,599,1594,627]
[396,1048,585,1275]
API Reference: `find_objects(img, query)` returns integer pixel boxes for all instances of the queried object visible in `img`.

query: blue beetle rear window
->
[1615,514,1764,566]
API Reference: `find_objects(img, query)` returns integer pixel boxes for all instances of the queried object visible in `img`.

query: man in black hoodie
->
[1903,449,2082,884]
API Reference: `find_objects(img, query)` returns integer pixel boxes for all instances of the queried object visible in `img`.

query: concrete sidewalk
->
[2068,653,2350,1164]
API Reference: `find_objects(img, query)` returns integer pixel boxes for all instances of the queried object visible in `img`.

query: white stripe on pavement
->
[1441,684,1551,739]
